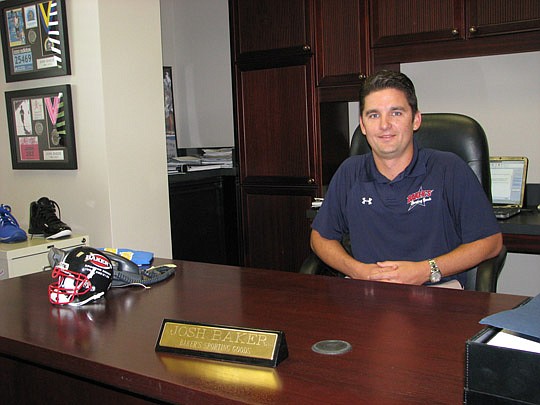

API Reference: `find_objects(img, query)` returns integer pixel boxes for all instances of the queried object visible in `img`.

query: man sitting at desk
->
[311,70,502,288]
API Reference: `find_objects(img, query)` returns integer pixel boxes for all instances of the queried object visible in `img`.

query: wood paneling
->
[242,188,315,272]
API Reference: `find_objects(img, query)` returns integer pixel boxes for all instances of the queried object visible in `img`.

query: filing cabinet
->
[0,234,89,280]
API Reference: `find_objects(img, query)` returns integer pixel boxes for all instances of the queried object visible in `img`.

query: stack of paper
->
[168,155,199,174]
[481,293,540,353]
[168,154,226,174]
[201,148,233,168]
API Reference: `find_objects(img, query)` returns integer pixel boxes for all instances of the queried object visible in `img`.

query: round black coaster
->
[311,339,352,355]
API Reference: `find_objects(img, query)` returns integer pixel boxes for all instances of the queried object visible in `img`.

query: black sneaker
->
[28,197,72,239]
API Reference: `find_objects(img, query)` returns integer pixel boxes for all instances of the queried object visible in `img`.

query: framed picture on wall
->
[5,84,77,169]
[163,66,178,158]
[0,0,71,82]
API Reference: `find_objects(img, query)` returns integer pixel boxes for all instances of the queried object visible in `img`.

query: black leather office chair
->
[301,113,507,292]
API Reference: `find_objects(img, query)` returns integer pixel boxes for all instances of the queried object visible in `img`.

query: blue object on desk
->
[101,248,154,268]
[480,293,540,339]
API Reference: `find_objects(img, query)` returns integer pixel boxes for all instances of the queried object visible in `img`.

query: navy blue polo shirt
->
[312,142,501,285]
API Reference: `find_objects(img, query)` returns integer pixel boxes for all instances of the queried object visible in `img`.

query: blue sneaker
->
[0,204,28,243]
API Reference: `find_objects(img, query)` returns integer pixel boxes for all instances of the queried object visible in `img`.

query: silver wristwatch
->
[428,259,442,283]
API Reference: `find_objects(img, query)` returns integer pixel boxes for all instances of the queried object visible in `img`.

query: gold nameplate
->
[155,319,288,367]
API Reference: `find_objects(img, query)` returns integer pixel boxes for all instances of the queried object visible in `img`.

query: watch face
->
[430,271,441,283]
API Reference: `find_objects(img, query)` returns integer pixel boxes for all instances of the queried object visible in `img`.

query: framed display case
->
[5,84,77,170]
[0,0,70,82]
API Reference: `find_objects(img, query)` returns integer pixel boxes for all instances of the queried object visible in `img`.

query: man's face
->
[359,88,421,161]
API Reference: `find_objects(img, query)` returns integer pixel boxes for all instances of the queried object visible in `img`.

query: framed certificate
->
[0,0,71,82]
[5,85,77,169]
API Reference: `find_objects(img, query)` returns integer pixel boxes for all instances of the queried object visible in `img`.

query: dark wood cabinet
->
[230,0,322,273]
[467,0,540,38]
[232,0,311,60]
[229,0,540,274]
[371,0,464,47]
[372,0,540,47]
[314,0,369,87]
[168,173,239,266]
[234,61,319,271]
[372,0,540,67]
[237,64,317,185]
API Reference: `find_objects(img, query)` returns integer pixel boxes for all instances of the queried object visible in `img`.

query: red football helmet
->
[49,247,113,306]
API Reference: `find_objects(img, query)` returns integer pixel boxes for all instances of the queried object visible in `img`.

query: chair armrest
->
[299,252,346,278]
[299,252,322,275]
[475,245,508,292]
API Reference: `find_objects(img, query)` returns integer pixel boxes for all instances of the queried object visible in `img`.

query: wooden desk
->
[498,210,540,254]
[0,260,527,404]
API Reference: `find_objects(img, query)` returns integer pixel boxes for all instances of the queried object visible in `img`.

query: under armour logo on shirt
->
[361,197,373,205]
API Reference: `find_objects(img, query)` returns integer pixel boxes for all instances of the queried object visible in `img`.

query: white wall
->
[401,52,540,297]
[160,0,234,149]
[402,51,540,183]
[0,0,172,258]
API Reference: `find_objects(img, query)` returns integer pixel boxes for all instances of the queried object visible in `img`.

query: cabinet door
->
[241,187,315,273]
[371,0,464,47]
[236,64,316,186]
[467,0,540,38]
[232,0,310,57]
[169,177,238,265]
[315,0,369,86]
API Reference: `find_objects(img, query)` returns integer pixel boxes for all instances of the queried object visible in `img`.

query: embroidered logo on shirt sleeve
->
[407,187,433,211]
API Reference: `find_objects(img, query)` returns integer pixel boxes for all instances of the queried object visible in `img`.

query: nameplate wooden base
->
[155,319,288,367]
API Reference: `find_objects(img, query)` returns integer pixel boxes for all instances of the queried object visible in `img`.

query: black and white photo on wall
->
[5,84,77,169]
[0,0,71,82]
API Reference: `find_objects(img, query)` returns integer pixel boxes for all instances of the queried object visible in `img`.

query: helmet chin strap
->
[48,247,67,269]
[67,291,105,307]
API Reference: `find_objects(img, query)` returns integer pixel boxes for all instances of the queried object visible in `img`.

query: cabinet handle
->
[451,29,459,36]
[303,44,311,52]
[469,26,477,34]
[307,178,315,184]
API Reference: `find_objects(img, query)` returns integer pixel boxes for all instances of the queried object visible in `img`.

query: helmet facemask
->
[49,248,113,306]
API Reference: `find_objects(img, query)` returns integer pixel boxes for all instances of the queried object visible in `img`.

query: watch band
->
[428,259,442,283]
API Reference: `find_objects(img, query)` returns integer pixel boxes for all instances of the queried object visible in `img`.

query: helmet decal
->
[86,252,112,270]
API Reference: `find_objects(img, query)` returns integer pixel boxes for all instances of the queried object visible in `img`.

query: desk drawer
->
[0,235,89,279]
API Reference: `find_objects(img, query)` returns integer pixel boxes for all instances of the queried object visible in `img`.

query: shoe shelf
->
[0,234,89,280]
